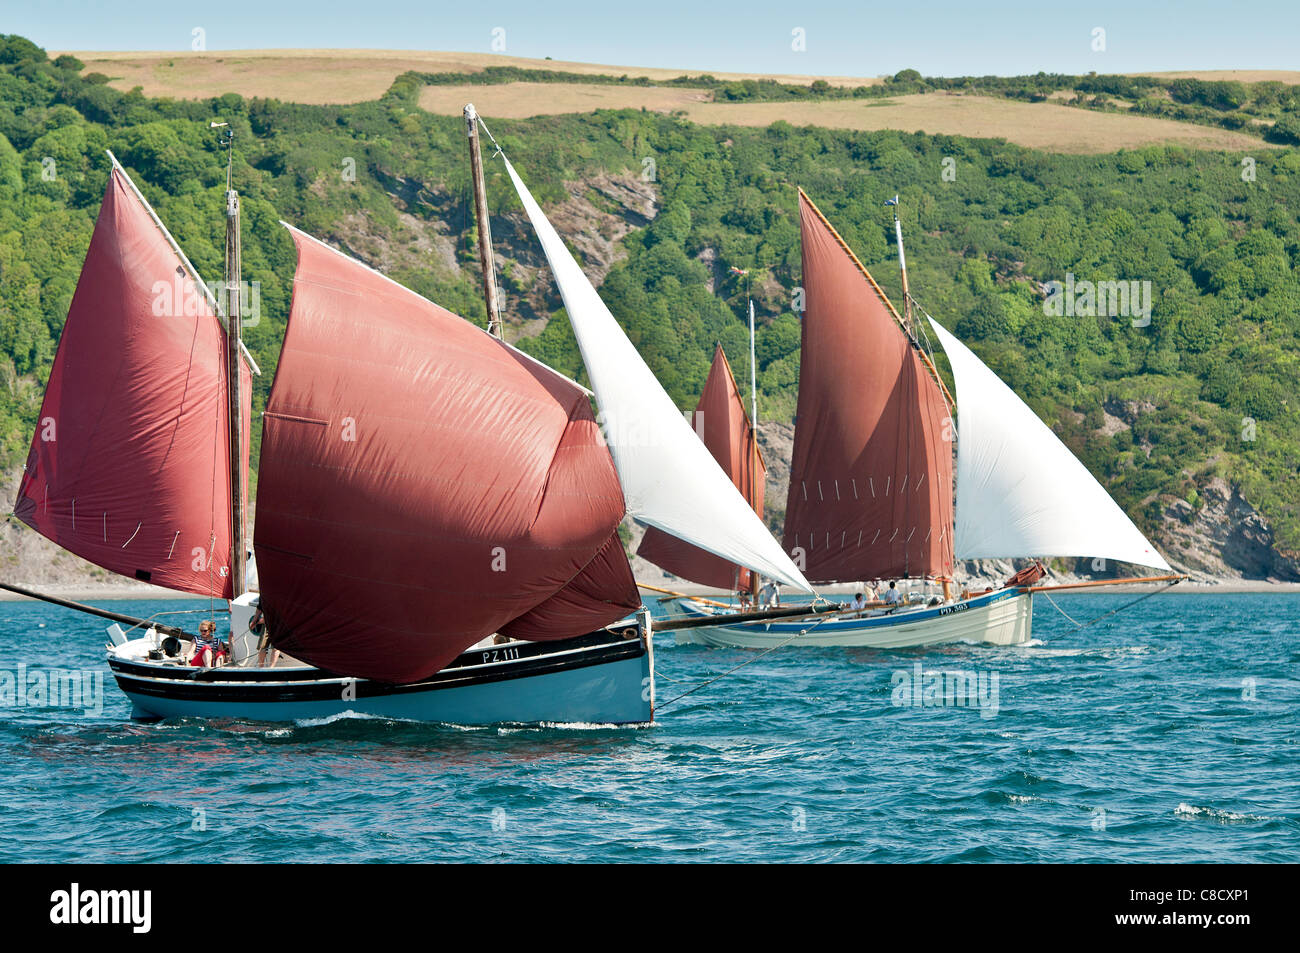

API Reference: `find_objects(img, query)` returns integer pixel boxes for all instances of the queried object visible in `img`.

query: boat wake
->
[1173,803,1276,823]
[292,710,421,728]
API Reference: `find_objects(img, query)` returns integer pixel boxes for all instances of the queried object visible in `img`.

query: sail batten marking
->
[801,481,808,501]
[817,481,824,501]
[900,473,908,494]
[122,522,142,548]
[168,531,180,560]
[264,411,329,426]
[884,476,891,495]
[851,479,859,499]
[834,480,840,501]
[102,513,107,542]
[869,478,875,498]
[70,498,75,531]
[871,530,880,545]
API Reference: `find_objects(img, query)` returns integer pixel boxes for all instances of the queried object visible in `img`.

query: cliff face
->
[341,166,657,335]
[1158,478,1300,581]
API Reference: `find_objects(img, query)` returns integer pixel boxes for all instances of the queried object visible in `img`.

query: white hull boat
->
[667,587,1033,650]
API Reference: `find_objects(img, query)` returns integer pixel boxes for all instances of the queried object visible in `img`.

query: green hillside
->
[2,35,1298,571]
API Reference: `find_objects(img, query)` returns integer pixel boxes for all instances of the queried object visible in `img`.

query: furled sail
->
[503,158,812,594]
[637,345,766,590]
[783,192,954,584]
[254,226,640,684]
[13,167,250,599]
[927,318,1172,571]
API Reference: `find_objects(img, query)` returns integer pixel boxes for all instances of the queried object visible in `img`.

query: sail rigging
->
[502,157,813,594]
[783,192,954,584]
[637,344,767,589]
[13,166,250,599]
[253,225,640,683]
[927,318,1172,571]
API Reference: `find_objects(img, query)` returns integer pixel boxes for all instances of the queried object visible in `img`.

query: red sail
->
[13,168,249,599]
[782,192,954,584]
[636,344,766,590]
[254,227,640,684]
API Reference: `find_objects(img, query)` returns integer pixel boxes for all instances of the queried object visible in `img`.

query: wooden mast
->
[218,122,246,598]
[464,104,503,339]
[747,299,761,604]
[890,198,914,336]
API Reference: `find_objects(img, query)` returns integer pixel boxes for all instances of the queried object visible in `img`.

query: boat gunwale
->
[673,587,1025,632]
[108,627,646,700]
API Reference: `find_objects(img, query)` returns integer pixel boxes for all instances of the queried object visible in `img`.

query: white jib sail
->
[928,318,1172,571]
[505,158,813,593]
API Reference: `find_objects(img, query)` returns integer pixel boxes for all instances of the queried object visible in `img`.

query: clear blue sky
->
[8,0,1298,77]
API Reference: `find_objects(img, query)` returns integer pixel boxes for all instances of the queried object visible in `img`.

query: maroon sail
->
[637,345,766,589]
[14,168,250,599]
[254,227,640,683]
[782,191,954,583]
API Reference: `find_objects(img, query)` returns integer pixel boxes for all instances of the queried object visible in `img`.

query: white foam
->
[1174,803,1271,822]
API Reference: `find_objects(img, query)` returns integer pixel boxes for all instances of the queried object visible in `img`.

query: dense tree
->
[1,34,1298,551]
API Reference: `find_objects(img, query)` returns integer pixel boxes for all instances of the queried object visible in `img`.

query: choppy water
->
[0,592,1296,862]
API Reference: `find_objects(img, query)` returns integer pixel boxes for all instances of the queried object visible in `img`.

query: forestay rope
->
[654,608,837,713]
[1040,579,1182,630]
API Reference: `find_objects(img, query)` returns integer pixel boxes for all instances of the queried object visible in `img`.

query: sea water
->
[0,593,1296,862]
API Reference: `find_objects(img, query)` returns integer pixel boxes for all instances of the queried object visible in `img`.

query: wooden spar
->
[893,208,913,335]
[797,187,955,412]
[464,104,503,339]
[221,127,246,599]
[638,582,735,610]
[747,300,761,602]
[704,340,767,599]
[652,601,848,632]
[1027,574,1187,593]
[0,582,195,638]
[748,300,758,440]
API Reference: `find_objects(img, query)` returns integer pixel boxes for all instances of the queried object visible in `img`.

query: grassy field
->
[420,84,1270,153]
[1130,69,1300,83]
[55,49,1289,152]
[58,48,883,104]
